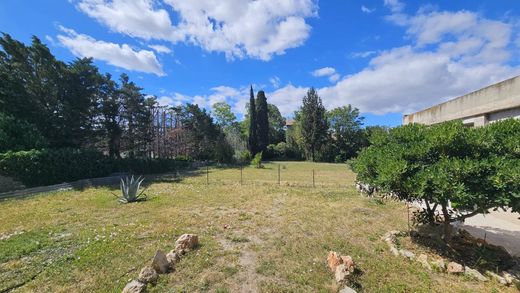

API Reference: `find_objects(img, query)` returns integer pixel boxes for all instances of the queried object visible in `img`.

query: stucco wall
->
[403,75,520,125]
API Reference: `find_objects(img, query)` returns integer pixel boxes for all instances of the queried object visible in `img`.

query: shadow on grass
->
[411,225,519,273]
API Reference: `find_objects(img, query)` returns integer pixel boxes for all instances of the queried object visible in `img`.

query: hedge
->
[0,149,191,187]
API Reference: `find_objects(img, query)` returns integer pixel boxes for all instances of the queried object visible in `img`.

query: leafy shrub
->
[235,150,252,165]
[264,142,303,161]
[251,152,263,168]
[352,119,520,239]
[0,148,192,187]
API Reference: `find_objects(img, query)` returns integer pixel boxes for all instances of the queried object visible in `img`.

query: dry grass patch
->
[0,162,516,292]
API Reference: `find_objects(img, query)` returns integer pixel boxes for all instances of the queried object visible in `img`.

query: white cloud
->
[57,26,165,76]
[312,67,340,82]
[76,0,317,61]
[148,4,520,118]
[269,76,281,88]
[384,0,405,13]
[149,44,172,54]
[361,6,375,14]
[351,50,378,58]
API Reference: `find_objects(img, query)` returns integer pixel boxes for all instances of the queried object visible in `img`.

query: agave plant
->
[117,175,147,203]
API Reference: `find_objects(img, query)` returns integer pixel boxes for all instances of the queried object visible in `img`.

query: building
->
[403,75,520,126]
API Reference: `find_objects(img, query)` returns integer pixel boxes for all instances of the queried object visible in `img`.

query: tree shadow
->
[411,225,519,273]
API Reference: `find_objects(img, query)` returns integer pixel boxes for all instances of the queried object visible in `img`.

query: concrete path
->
[456,209,520,257]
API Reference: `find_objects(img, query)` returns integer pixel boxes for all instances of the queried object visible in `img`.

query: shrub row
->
[0,149,191,187]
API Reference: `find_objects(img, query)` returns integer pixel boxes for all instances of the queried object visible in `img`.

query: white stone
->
[122,280,146,293]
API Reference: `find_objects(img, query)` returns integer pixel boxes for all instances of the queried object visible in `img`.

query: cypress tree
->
[256,90,269,153]
[300,87,328,161]
[248,85,258,155]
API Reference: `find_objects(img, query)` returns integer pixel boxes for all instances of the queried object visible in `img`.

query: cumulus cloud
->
[312,67,340,82]
[57,26,165,76]
[75,0,317,60]
[314,6,520,114]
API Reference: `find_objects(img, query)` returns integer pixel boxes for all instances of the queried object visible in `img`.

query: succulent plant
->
[117,175,147,203]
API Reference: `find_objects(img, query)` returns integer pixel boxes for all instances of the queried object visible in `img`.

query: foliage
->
[299,88,329,161]
[264,142,303,161]
[180,104,233,162]
[0,113,48,152]
[0,148,191,187]
[248,86,258,155]
[212,102,237,127]
[251,152,263,168]
[256,90,269,153]
[235,150,252,165]
[117,175,147,203]
[327,105,365,161]
[352,119,520,239]
[267,104,286,144]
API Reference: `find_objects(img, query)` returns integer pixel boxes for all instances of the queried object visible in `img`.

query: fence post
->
[206,165,209,185]
[240,165,243,185]
[312,169,315,188]
[278,164,281,185]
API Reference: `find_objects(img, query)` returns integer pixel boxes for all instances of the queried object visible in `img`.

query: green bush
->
[0,149,192,187]
[251,152,263,168]
[352,119,520,239]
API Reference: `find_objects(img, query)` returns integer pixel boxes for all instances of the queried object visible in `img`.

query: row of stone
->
[122,234,199,293]
[327,251,357,293]
[382,230,519,286]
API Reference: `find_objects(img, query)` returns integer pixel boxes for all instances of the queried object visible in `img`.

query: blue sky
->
[1,0,520,126]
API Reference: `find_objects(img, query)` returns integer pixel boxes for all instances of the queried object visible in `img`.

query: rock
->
[398,249,415,260]
[138,266,158,284]
[166,250,180,266]
[122,280,146,293]
[151,250,170,274]
[335,263,353,283]
[327,251,342,272]
[417,254,431,271]
[175,234,199,253]
[339,286,357,293]
[340,255,355,272]
[464,266,488,282]
[389,245,399,256]
[502,271,517,286]
[486,271,509,285]
[447,262,464,274]
[431,259,446,272]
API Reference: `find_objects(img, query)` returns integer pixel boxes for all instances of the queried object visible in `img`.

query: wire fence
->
[172,162,353,189]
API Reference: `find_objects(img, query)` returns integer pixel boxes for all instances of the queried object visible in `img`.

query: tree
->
[300,88,328,161]
[353,119,520,240]
[267,103,285,145]
[98,73,123,158]
[256,90,269,153]
[248,85,258,155]
[0,113,47,152]
[327,105,365,161]
[212,102,236,127]
[180,103,232,162]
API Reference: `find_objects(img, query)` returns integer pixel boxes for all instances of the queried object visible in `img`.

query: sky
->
[1,0,520,126]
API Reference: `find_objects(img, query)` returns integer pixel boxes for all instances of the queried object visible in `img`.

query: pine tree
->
[300,88,328,161]
[248,85,258,155]
[256,90,269,153]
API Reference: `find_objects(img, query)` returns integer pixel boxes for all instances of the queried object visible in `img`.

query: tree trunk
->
[441,202,452,242]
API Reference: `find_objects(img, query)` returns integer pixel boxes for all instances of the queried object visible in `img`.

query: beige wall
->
[403,75,520,125]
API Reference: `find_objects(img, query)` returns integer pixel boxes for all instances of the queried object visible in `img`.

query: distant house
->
[403,75,520,127]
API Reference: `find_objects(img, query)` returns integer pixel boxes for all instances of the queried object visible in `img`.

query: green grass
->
[0,162,513,292]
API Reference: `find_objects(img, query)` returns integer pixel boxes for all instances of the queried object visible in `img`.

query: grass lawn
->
[0,162,515,292]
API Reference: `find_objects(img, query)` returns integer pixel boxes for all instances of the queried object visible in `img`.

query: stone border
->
[382,230,520,286]
[122,234,199,293]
